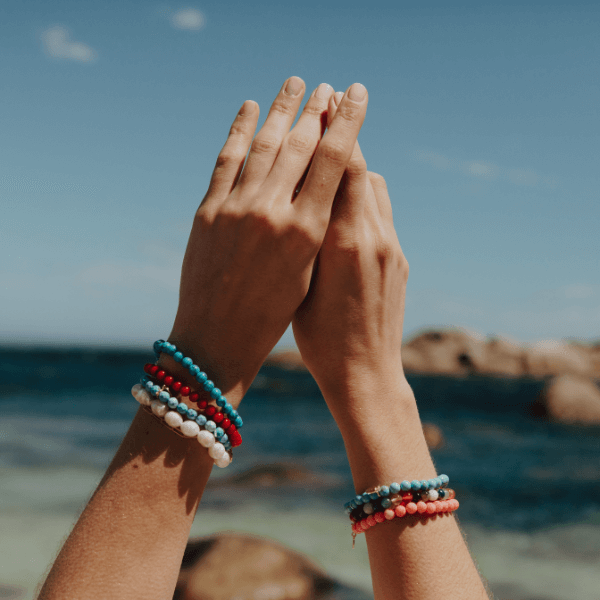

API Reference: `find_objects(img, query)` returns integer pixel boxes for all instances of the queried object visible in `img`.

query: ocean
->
[1,347,599,600]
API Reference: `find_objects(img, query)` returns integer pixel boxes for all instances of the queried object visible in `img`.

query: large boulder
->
[537,375,600,424]
[175,533,370,600]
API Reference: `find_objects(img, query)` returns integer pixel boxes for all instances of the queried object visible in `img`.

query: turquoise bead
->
[230,409,239,419]
[189,365,200,376]
[389,482,401,494]
[362,493,370,504]
[151,385,161,397]
[166,344,176,356]
[153,340,164,354]
[177,402,188,414]
[433,477,442,488]
[215,427,224,439]
[195,415,207,426]
[167,398,178,409]
[174,352,183,363]
[205,420,217,433]
[220,434,228,444]
[141,375,151,384]
[355,495,364,505]
[369,492,378,501]
[350,500,356,509]
[203,380,215,393]
[182,357,193,368]
[233,416,243,428]
[216,397,226,407]
[379,486,390,497]
[159,391,170,403]
[196,371,208,383]
[400,480,412,492]
[210,387,221,400]
[411,480,421,491]
[187,408,198,420]
[145,381,154,391]
[381,498,392,509]
[439,474,449,487]
[428,479,438,489]
[223,405,233,416]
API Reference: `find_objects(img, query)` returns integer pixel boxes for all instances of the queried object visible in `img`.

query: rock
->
[422,423,444,449]
[175,533,371,600]
[536,375,600,424]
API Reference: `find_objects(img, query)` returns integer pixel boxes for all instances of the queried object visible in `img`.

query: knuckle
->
[228,120,247,137]
[318,141,349,168]
[246,208,279,235]
[214,150,239,170]
[302,102,326,118]
[368,171,387,189]
[250,136,280,156]
[286,134,314,154]
[346,155,368,177]
[337,100,362,125]
[270,98,296,117]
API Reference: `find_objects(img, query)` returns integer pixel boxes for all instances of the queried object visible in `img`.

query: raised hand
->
[166,79,369,401]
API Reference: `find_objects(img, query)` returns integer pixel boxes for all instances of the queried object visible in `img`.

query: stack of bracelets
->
[345,475,459,546]
[130,339,243,469]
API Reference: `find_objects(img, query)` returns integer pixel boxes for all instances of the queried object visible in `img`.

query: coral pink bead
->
[406,502,418,514]
[172,381,182,392]
[416,501,428,514]
[440,501,448,512]
[367,515,377,527]
[180,386,191,397]
[374,512,385,523]
[453,499,460,510]
[434,501,443,512]
[361,519,369,531]
[384,509,395,520]
[426,502,436,514]
[156,370,166,381]
[395,505,407,518]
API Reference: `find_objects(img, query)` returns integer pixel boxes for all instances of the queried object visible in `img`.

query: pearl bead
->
[363,503,374,515]
[208,442,226,460]
[136,389,152,406]
[215,453,231,468]
[180,420,200,437]
[426,489,439,501]
[151,400,168,417]
[131,383,143,396]
[198,430,216,448]
[165,411,183,428]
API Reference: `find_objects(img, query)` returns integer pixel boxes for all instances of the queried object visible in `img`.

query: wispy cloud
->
[41,26,97,63]
[170,8,205,30]
[415,150,557,189]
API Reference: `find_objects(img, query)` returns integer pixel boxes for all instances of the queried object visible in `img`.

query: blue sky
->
[2,0,599,348]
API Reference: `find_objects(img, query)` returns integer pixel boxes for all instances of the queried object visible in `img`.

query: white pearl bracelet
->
[131,384,232,468]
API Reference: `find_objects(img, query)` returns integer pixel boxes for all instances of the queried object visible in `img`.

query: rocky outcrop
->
[175,533,371,600]
[536,375,600,425]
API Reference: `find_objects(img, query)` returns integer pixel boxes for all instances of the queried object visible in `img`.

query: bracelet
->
[131,383,232,468]
[153,340,243,429]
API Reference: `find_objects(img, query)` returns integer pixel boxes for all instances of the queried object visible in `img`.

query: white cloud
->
[465,161,499,179]
[41,26,97,63]
[171,8,205,30]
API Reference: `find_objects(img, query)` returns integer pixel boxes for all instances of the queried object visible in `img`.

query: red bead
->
[149,365,159,375]
[144,363,154,374]
[189,392,199,403]
[180,386,190,397]
[213,412,224,423]
[205,406,217,417]
[196,399,208,410]
[156,370,166,381]
[172,381,182,392]
[401,492,413,503]
[229,431,242,447]
[164,375,174,386]
[221,418,231,430]
[225,424,237,435]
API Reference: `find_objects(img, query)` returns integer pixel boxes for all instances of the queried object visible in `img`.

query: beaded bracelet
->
[131,383,232,467]
[153,340,243,430]
[141,367,242,448]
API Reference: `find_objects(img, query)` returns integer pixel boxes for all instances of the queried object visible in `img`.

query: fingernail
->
[238,100,255,116]
[333,91,343,106]
[285,76,303,96]
[348,82,367,101]
[314,83,331,99]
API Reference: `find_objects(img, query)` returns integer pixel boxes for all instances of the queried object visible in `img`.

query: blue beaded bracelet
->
[153,340,243,430]
[344,475,450,513]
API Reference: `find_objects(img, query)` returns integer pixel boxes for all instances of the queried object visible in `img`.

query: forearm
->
[326,373,490,600]
[38,354,244,600]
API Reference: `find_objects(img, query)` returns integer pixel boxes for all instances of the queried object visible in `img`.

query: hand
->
[293,92,410,419]
[166,79,369,401]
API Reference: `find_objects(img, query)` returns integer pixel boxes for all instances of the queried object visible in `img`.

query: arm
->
[37,78,369,600]
[293,92,491,600]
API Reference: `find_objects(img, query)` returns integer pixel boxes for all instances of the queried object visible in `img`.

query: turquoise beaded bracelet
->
[153,340,243,430]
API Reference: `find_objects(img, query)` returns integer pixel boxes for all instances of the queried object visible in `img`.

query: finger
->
[268,82,334,195]
[238,76,306,189]
[295,83,368,225]
[326,91,344,128]
[368,171,394,224]
[202,100,259,207]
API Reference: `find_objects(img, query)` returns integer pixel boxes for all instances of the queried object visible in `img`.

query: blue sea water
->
[1,347,600,599]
